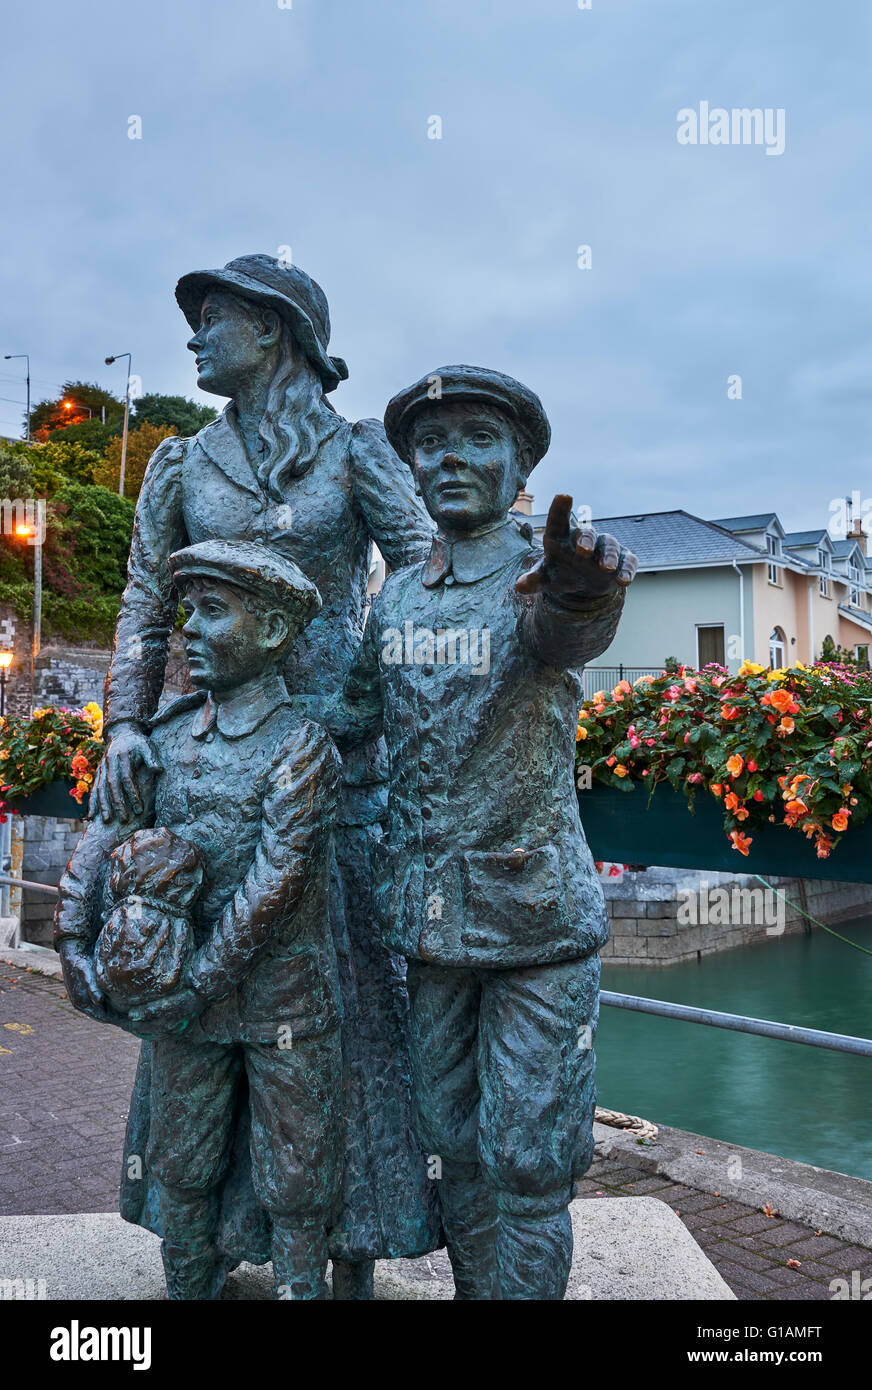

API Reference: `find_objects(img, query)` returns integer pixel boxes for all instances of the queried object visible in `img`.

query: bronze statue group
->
[54,255,635,1300]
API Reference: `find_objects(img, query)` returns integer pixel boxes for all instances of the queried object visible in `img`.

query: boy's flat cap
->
[384,364,551,467]
[169,539,322,621]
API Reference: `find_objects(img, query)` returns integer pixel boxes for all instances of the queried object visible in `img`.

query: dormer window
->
[767,533,781,585]
[817,548,829,570]
[849,562,861,606]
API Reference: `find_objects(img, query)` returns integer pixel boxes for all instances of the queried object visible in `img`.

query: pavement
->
[2,953,872,1301]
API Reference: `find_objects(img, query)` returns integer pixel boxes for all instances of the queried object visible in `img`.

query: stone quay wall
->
[601,867,872,965]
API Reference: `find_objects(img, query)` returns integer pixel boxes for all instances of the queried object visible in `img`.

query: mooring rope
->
[753,874,872,958]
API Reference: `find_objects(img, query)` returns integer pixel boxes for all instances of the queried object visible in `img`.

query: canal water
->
[598,917,872,1182]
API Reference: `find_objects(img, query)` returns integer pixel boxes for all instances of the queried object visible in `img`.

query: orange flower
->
[778,717,795,734]
[614,764,629,778]
[70,752,90,776]
[725,792,739,811]
[710,782,723,798]
[726,754,744,778]
[576,726,587,742]
[729,830,752,856]
[785,799,808,817]
[832,811,849,832]
[735,807,749,821]
[769,688,792,713]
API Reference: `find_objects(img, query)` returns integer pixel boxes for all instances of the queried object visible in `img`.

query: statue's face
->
[180,579,288,693]
[187,290,276,398]
[410,402,527,534]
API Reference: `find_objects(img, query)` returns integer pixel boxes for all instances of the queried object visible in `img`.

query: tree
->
[30,381,124,441]
[131,393,217,436]
[94,422,177,499]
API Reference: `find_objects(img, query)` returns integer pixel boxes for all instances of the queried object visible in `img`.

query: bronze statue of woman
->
[90,254,440,1298]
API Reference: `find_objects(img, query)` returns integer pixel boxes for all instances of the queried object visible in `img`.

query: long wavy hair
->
[233,295,340,500]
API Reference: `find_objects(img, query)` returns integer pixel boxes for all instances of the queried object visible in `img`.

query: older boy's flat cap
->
[384,365,551,468]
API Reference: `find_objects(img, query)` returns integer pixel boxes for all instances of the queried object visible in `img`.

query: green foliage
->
[132,393,216,436]
[30,380,124,440]
[0,705,104,807]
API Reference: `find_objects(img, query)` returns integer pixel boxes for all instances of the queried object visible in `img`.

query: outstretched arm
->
[516,495,637,670]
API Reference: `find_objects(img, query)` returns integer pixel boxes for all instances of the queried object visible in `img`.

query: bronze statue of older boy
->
[321,366,637,1300]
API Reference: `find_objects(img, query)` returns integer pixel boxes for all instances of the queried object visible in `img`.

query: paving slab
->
[0,1196,734,1301]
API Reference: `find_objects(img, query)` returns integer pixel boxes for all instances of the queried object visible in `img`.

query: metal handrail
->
[600,990,872,1058]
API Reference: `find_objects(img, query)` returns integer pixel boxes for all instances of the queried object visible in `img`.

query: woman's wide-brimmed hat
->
[384,364,551,468]
[175,254,349,393]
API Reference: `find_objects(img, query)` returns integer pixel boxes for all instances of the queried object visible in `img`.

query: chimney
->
[513,489,534,516]
[849,518,867,555]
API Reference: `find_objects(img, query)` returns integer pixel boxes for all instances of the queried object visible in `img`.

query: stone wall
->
[19,816,82,946]
[601,867,872,965]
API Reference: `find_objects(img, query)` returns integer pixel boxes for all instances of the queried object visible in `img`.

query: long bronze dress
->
[110,404,441,1265]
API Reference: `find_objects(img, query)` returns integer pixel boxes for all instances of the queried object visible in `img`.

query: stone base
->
[0,1196,734,1300]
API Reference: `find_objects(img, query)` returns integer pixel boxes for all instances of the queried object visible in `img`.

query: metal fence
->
[581,665,661,700]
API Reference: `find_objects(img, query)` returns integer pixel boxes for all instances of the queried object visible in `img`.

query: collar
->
[195,405,344,498]
[422,517,533,587]
[191,672,292,740]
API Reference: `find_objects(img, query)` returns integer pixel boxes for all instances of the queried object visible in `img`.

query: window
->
[817,548,829,570]
[769,626,786,668]
[819,574,829,597]
[696,625,725,668]
[849,563,861,606]
[766,533,781,585]
[856,645,870,671]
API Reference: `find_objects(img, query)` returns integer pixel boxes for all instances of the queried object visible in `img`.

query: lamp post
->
[0,651,12,717]
[105,353,132,496]
[3,354,30,442]
[15,499,44,706]
[62,399,93,421]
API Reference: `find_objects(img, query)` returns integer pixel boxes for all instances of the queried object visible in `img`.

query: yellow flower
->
[592,691,606,704]
[767,668,788,683]
[738,660,764,677]
[0,750,9,761]
[82,702,104,737]
[576,725,588,741]
[614,764,629,778]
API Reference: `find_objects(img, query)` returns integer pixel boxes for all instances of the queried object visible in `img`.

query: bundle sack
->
[94,827,204,1011]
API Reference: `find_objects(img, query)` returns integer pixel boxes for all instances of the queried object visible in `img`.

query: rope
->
[752,874,872,958]
[595,1107,659,1140]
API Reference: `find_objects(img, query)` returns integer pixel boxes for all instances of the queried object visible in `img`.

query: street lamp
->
[63,399,93,419]
[3,353,30,442]
[0,651,12,717]
[105,352,132,496]
[13,500,45,705]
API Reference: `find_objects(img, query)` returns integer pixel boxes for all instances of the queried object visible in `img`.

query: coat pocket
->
[458,844,570,954]
[239,948,332,1035]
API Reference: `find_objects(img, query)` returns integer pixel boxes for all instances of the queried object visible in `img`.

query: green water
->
[598,919,872,1182]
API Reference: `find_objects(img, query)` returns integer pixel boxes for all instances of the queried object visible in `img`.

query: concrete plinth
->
[0,1196,734,1300]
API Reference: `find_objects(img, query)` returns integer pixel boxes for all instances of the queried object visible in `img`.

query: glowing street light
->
[62,399,93,419]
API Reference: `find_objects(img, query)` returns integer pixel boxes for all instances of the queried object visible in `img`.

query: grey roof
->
[589,510,769,570]
[713,513,779,533]
[831,540,864,559]
[783,529,830,547]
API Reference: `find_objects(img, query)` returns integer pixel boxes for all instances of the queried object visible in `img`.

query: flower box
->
[578,781,872,884]
[2,779,89,820]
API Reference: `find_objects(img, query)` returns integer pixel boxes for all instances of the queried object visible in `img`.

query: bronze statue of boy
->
[321,365,637,1299]
[54,540,344,1300]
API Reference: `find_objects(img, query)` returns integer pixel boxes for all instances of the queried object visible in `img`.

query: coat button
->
[421,805,433,820]
[444,574,455,586]
[422,664,434,676]
[205,732,215,743]
[420,706,431,721]
[424,854,435,869]
[419,758,431,774]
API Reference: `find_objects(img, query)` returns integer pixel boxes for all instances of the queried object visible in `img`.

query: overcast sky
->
[1,0,869,532]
